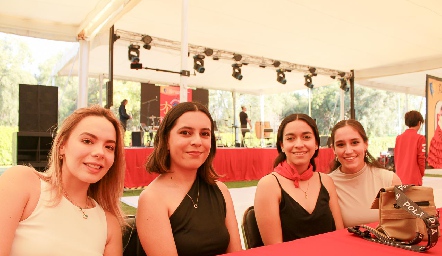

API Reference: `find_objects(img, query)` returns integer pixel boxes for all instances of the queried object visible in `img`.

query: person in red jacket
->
[394,110,426,185]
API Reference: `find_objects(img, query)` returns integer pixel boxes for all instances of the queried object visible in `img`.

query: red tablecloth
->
[124,147,334,188]
[221,214,442,256]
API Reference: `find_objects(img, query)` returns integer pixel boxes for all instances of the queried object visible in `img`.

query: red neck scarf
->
[274,161,314,188]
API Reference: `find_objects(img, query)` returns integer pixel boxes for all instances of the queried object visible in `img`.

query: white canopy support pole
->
[179,0,189,102]
[98,74,103,106]
[233,92,239,146]
[260,95,265,147]
[78,39,90,108]
[405,93,409,112]
[308,88,312,117]
[340,90,345,121]
[397,95,401,134]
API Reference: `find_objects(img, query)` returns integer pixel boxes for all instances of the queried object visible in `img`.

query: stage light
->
[141,35,152,44]
[304,74,314,89]
[339,78,349,92]
[130,56,142,70]
[233,54,242,61]
[276,69,286,84]
[193,54,205,73]
[273,60,281,67]
[141,35,152,50]
[128,44,140,61]
[232,63,243,80]
[204,48,213,56]
[308,67,317,76]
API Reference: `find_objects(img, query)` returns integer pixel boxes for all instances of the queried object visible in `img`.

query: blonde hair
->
[42,105,126,226]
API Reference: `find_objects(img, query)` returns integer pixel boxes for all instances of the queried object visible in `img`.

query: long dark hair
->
[329,119,383,172]
[274,113,320,171]
[145,102,219,184]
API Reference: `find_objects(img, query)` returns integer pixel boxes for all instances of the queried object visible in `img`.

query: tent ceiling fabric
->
[2,0,442,96]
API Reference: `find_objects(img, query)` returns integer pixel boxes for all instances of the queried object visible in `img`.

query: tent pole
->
[340,89,345,121]
[105,25,116,109]
[350,70,355,119]
[78,39,90,108]
[179,0,189,102]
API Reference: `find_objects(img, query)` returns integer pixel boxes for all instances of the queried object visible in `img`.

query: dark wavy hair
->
[145,102,219,184]
[404,110,424,127]
[329,119,383,172]
[274,113,320,171]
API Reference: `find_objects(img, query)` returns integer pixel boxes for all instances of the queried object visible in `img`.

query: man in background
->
[394,110,426,185]
[119,99,132,131]
[239,106,252,147]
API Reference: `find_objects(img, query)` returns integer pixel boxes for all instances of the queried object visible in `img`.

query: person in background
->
[329,119,402,228]
[239,106,252,147]
[136,102,242,256]
[254,113,343,245]
[119,99,132,131]
[0,105,126,256]
[394,110,426,185]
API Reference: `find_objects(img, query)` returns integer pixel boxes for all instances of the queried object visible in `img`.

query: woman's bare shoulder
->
[1,165,41,184]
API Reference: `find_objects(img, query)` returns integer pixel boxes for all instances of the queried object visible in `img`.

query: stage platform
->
[123,147,335,188]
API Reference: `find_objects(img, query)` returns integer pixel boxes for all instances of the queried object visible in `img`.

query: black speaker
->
[19,84,58,132]
[131,131,144,147]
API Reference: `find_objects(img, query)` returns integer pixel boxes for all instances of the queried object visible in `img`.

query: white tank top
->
[10,179,107,256]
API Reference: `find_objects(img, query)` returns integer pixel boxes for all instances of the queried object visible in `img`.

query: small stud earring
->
[59,154,64,160]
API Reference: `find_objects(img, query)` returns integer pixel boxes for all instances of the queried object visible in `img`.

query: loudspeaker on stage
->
[131,131,144,147]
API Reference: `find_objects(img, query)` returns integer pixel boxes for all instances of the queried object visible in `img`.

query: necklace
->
[62,189,89,219]
[298,181,310,199]
[186,178,200,209]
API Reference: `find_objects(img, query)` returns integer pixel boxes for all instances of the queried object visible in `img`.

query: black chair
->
[123,215,146,256]
[241,206,264,249]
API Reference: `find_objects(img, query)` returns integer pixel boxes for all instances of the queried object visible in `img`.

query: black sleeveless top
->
[169,176,230,256]
[272,173,336,242]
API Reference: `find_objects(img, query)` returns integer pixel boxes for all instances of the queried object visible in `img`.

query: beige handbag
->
[371,185,439,242]
[348,185,439,252]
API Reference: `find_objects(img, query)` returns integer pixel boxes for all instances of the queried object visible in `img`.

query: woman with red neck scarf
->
[254,114,344,245]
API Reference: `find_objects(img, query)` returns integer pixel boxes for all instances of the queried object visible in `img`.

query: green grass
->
[120,180,259,215]
[424,174,442,177]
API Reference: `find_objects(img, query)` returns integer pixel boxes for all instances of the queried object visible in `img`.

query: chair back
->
[242,206,264,249]
[123,215,146,256]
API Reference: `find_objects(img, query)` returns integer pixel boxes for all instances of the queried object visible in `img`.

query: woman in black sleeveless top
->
[137,102,242,256]
[254,114,344,245]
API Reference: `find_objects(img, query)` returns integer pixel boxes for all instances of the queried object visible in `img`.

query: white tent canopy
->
[2,0,442,96]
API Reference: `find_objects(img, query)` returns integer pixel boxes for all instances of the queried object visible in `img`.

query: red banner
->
[159,86,192,120]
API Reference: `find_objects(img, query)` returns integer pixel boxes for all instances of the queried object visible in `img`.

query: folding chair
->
[123,215,146,256]
[241,206,264,249]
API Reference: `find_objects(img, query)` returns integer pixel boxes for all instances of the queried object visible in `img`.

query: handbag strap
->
[393,185,439,251]
[348,225,429,252]
[348,185,440,252]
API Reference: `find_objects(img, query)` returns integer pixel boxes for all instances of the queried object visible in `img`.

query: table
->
[124,147,335,188]
[221,212,442,256]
